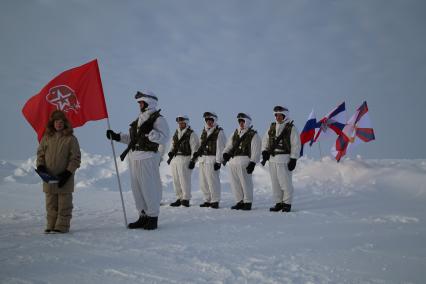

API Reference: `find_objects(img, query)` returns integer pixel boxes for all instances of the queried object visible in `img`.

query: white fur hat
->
[135,90,158,109]
[273,105,289,117]
[237,112,252,128]
[203,111,218,119]
[176,115,190,123]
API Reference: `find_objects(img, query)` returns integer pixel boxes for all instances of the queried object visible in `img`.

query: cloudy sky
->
[1,0,425,160]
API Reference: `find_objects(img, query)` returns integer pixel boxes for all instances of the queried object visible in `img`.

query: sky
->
[1,0,425,160]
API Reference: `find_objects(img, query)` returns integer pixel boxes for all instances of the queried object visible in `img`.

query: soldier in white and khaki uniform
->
[222,113,261,211]
[167,115,200,207]
[261,106,301,212]
[107,91,170,230]
[189,112,226,209]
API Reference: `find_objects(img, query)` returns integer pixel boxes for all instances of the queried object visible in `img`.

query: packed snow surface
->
[1,152,425,283]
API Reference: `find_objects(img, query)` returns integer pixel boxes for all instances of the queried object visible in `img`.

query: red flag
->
[22,59,108,141]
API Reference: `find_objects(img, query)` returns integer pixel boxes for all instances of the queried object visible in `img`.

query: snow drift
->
[1,152,425,283]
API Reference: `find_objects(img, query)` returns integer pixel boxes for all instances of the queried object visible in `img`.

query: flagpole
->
[318,141,323,160]
[106,118,128,228]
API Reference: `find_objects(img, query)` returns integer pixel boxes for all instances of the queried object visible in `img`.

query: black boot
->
[210,202,219,209]
[200,202,211,207]
[128,214,147,229]
[282,203,292,212]
[143,216,158,230]
[170,199,181,207]
[242,203,252,211]
[181,200,190,207]
[231,200,244,210]
[269,202,284,212]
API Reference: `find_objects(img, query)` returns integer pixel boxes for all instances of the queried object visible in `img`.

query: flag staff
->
[106,118,128,228]
[318,141,323,160]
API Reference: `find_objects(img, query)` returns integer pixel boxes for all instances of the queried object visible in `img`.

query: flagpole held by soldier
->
[106,117,128,227]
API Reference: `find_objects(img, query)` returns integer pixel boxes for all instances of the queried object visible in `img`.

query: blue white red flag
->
[313,101,346,142]
[332,101,375,161]
[299,109,319,156]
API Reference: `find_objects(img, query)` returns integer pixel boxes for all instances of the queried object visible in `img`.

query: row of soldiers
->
[106,91,301,230]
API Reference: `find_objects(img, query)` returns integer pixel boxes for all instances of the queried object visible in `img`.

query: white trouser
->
[170,155,192,200]
[129,154,162,217]
[199,160,221,203]
[268,157,294,204]
[228,156,253,203]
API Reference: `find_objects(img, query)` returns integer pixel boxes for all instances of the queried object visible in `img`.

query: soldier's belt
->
[133,146,157,152]
[271,151,290,156]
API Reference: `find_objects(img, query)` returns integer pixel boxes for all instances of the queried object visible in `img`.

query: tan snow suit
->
[36,115,81,232]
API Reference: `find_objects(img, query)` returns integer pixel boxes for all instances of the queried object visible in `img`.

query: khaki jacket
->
[36,132,81,193]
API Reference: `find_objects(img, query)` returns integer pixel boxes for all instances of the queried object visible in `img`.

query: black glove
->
[188,161,195,170]
[287,158,297,171]
[223,152,231,162]
[57,170,72,188]
[37,165,47,173]
[222,152,231,166]
[246,161,256,174]
[214,162,221,171]
[167,152,174,159]
[192,150,201,159]
[261,151,270,162]
[106,130,120,141]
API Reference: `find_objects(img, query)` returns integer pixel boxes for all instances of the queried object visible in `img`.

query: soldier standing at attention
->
[261,106,301,212]
[106,91,170,230]
[189,112,226,209]
[222,113,261,211]
[167,115,200,207]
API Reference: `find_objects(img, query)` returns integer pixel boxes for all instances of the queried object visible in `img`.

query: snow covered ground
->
[1,152,426,283]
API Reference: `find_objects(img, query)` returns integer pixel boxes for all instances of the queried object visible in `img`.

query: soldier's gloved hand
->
[57,170,72,188]
[192,151,200,159]
[167,152,174,159]
[287,158,297,171]
[214,162,221,171]
[246,161,256,174]
[188,161,195,170]
[222,152,231,162]
[37,165,47,173]
[106,130,120,141]
[261,150,270,162]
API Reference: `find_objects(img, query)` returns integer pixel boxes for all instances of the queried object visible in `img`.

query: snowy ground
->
[1,153,426,283]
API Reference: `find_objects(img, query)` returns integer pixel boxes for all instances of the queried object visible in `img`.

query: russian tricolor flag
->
[300,109,319,156]
[314,101,346,142]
